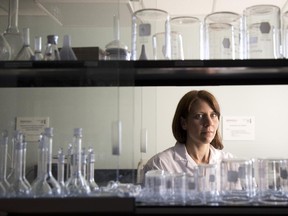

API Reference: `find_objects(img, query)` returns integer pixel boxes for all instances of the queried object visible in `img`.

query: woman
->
[142,89,234,178]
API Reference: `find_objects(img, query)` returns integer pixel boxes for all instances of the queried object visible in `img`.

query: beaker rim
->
[244,4,280,15]
[132,8,169,20]
[205,11,241,23]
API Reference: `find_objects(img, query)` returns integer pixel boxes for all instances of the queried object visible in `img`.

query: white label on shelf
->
[222,116,255,141]
[16,117,49,142]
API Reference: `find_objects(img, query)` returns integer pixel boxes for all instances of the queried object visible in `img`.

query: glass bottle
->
[3,0,23,60]
[43,127,61,196]
[0,33,11,60]
[86,147,99,192]
[30,133,52,197]
[15,27,34,60]
[7,132,30,197]
[32,36,43,61]
[59,34,77,60]
[44,35,60,61]
[65,128,91,196]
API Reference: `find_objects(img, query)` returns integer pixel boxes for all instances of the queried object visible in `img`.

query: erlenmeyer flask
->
[59,34,77,60]
[0,34,11,60]
[15,27,34,60]
[3,0,23,60]
[44,35,60,61]
[65,128,91,196]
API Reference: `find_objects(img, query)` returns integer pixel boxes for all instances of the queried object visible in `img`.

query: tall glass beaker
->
[131,8,170,60]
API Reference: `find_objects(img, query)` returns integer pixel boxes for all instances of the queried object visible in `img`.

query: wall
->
[154,85,288,160]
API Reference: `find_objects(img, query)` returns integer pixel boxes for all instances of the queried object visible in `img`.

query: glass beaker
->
[170,16,203,59]
[220,158,255,205]
[152,31,183,60]
[243,4,281,59]
[204,11,241,60]
[131,8,170,60]
[32,36,43,61]
[198,163,220,205]
[281,11,288,58]
[257,158,288,205]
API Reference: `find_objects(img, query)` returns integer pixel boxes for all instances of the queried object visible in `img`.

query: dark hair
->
[172,90,223,150]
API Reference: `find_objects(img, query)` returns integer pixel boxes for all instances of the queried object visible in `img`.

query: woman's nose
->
[203,115,213,126]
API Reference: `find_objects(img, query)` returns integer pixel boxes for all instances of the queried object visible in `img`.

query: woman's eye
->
[194,114,204,119]
[211,113,218,118]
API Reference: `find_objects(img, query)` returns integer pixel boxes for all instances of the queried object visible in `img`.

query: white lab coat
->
[141,142,234,184]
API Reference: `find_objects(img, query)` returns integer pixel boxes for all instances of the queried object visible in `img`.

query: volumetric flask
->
[170,16,202,59]
[131,8,170,60]
[257,158,288,205]
[220,158,255,205]
[243,4,281,59]
[204,11,241,60]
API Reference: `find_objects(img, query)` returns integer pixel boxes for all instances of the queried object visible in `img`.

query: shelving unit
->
[1,59,288,215]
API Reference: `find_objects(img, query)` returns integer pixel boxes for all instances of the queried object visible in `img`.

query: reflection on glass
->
[0,34,11,60]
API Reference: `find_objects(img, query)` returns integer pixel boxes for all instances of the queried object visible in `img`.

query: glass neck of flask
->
[6,0,20,33]
[57,149,65,183]
[14,143,24,180]
[87,152,95,181]
[0,137,8,180]
[37,137,48,177]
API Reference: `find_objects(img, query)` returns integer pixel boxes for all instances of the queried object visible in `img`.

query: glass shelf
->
[0,59,288,87]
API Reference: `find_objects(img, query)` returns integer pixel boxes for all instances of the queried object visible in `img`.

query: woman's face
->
[181,99,219,146]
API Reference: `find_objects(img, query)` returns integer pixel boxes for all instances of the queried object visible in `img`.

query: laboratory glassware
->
[59,34,77,60]
[65,128,91,196]
[3,0,23,60]
[7,132,30,197]
[44,35,61,60]
[15,27,34,60]
[86,147,99,192]
[32,36,44,60]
